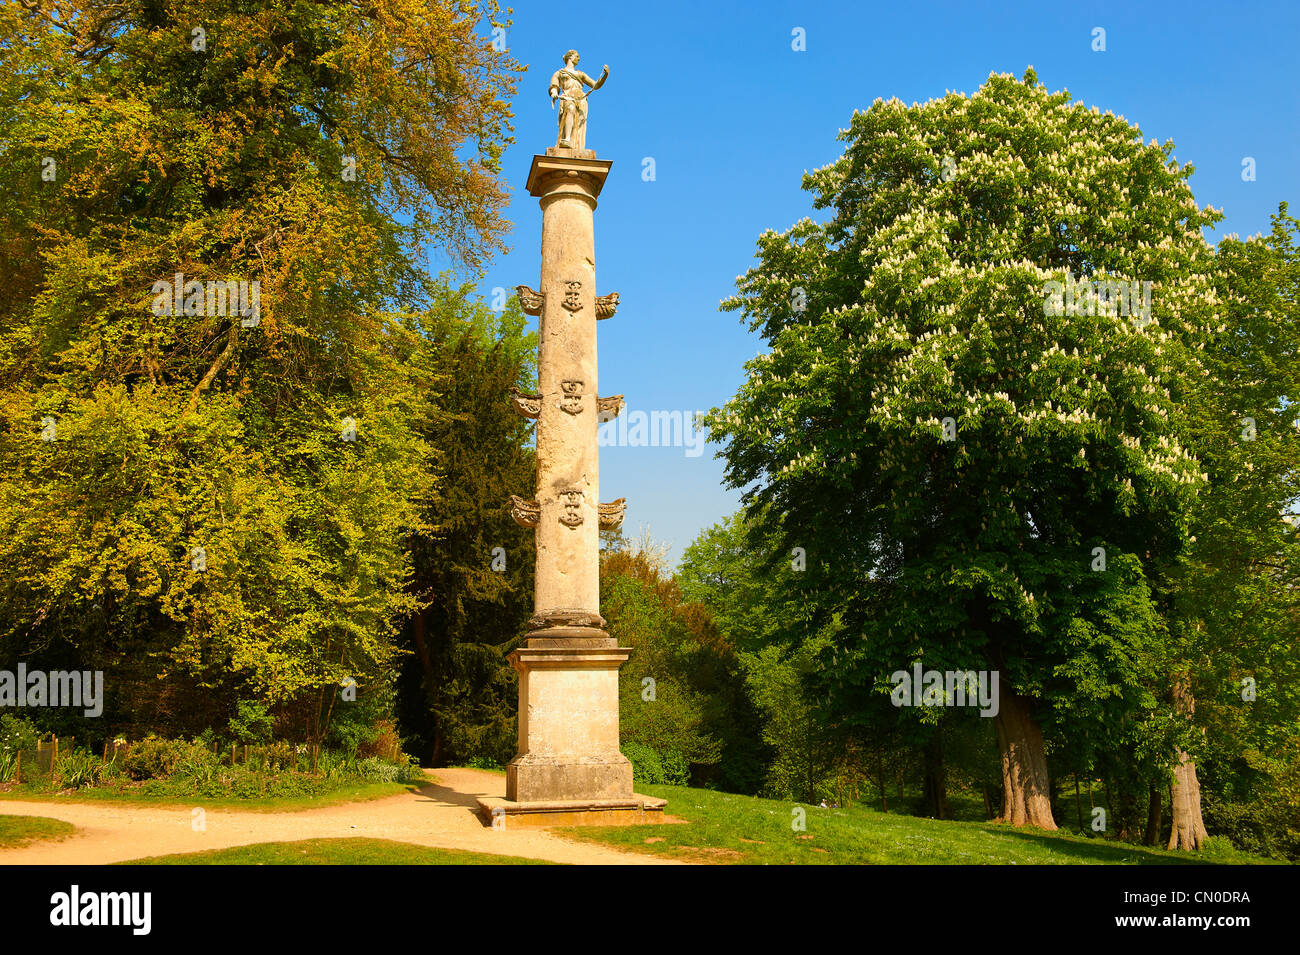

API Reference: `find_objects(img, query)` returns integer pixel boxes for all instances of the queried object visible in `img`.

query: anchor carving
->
[559,488,584,527]
[560,380,584,414]
[562,280,583,312]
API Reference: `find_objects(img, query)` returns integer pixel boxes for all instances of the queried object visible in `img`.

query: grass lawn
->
[0,813,76,848]
[562,785,1279,865]
[120,838,553,865]
[0,779,419,812]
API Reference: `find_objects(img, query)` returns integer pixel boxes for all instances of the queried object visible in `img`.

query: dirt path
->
[0,768,681,865]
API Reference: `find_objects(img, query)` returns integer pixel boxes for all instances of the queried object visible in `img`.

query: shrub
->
[659,750,691,786]
[1204,794,1300,862]
[355,756,423,784]
[97,756,127,783]
[316,750,357,781]
[54,750,102,789]
[623,741,690,786]
[245,741,295,773]
[172,747,220,785]
[623,741,662,785]
[229,701,274,745]
[327,683,400,755]
[357,720,402,761]
[0,714,40,754]
[123,736,214,780]
[0,715,45,782]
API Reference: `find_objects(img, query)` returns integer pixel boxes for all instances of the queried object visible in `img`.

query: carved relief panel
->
[559,488,584,527]
[560,379,584,414]
[562,280,583,312]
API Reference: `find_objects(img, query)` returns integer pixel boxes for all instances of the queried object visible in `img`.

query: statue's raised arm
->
[550,50,608,154]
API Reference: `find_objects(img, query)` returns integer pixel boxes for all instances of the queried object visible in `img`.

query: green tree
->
[679,512,867,802]
[707,69,1221,829]
[1166,206,1300,851]
[602,549,722,782]
[599,545,778,790]
[740,636,843,803]
[678,511,809,653]
[396,287,537,766]
[0,0,519,739]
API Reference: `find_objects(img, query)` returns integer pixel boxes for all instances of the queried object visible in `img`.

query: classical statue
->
[549,50,608,152]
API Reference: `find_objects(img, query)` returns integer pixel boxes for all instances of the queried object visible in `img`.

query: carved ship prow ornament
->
[598,498,627,530]
[509,386,542,419]
[515,285,545,316]
[596,394,624,421]
[508,494,540,528]
[595,292,619,320]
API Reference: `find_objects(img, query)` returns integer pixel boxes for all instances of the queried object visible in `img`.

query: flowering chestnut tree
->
[708,69,1223,829]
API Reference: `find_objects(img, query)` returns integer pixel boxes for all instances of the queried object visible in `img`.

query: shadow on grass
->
[988,827,1217,865]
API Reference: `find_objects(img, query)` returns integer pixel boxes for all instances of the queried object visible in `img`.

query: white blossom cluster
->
[713,71,1223,515]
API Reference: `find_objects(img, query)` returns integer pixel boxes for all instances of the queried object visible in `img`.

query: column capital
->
[527,153,613,199]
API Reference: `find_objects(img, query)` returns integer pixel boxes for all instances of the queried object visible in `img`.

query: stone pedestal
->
[505,644,632,801]
[482,146,666,828]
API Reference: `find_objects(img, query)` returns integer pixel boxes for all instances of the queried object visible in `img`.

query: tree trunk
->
[1168,677,1209,851]
[993,688,1058,829]
[922,729,950,819]
[803,720,816,804]
[410,610,442,765]
[1144,779,1163,845]
[877,753,888,812]
[1168,750,1208,850]
[1112,775,1141,841]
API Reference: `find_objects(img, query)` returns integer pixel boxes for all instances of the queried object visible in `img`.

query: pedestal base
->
[476,794,668,829]
[505,642,635,802]
[506,752,633,802]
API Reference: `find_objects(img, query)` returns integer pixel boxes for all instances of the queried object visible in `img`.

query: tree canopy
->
[704,69,1278,830]
[0,0,520,739]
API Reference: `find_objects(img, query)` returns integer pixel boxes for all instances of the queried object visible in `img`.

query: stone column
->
[530,151,605,624]
[498,147,641,810]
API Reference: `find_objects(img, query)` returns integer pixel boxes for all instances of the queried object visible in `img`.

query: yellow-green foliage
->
[0,1,520,732]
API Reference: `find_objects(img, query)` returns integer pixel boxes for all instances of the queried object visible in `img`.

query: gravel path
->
[0,768,680,865]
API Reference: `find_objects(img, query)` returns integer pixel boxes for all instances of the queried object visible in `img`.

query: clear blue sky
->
[449,0,1299,568]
